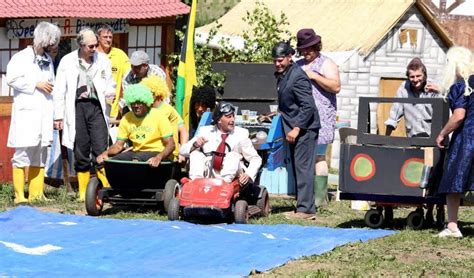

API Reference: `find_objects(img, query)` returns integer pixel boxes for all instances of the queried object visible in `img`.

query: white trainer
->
[437,228,463,238]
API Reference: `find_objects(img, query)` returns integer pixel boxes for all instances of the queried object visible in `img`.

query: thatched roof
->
[197,0,452,56]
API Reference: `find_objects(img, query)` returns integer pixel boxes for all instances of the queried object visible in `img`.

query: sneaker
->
[436,228,463,238]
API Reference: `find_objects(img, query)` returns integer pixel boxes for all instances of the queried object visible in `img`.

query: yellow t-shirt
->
[108,47,131,118]
[117,108,173,152]
[154,102,184,159]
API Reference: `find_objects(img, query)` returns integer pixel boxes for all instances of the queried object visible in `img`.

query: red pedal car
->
[167,177,270,224]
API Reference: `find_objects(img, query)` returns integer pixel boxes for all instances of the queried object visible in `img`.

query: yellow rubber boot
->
[96,167,110,188]
[77,171,90,201]
[28,167,47,202]
[13,167,28,204]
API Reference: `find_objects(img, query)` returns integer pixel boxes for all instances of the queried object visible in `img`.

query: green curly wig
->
[124,84,154,107]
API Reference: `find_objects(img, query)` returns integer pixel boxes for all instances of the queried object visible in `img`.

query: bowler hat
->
[296,28,321,49]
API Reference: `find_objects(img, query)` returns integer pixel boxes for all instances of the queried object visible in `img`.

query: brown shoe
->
[283,211,316,220]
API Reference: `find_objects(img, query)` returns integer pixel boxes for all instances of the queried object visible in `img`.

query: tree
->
[169,1,290,94]
[223,1,291,63]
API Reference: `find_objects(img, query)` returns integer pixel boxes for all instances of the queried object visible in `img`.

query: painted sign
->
[6,18,129,39]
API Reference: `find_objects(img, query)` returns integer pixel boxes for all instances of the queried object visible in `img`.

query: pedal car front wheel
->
[234,200,249,224]
[167,197,181,221]
[85,177,104,216]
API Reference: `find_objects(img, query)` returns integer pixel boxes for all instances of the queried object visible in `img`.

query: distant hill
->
[195,0,241,27]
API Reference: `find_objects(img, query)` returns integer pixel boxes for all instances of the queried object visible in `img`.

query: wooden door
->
[377,78,407,137]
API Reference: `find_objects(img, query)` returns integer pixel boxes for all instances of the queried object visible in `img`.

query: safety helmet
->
[212,102,236,125]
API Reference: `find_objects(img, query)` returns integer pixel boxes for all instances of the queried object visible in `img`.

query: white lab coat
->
[53,50,115,149]
[7,46,55,148]
[181,125,262,181]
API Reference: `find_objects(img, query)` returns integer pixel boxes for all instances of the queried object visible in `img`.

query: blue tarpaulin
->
[0,207,395,277]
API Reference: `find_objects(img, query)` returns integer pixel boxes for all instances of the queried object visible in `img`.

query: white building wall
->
[331,7,448,169]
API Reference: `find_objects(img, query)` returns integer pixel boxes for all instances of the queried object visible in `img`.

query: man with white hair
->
[7,21,61,204]
[53,28,116,201]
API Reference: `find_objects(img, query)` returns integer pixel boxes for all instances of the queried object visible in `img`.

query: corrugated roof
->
[0,0,189,19]
[197,0,449,56]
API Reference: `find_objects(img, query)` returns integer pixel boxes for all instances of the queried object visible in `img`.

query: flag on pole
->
[175,0,197,130]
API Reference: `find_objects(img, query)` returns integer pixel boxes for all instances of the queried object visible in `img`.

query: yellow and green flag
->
[175,0,197,130]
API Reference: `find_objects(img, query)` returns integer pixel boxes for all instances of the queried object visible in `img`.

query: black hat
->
[212,102,235,125]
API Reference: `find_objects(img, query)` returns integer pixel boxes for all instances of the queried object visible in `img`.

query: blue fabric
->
[0,207,395,277]
[439,78,474,193]
[314,143,328,156]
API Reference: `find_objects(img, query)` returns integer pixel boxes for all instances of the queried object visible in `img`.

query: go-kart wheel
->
[364,209,384,229]
[234,200,249,224]
[407,209,425,230]
[256,188,270,217]
[85,177,103,216]
[167,197,180,221]
[163,179,180,213]
[384,206,394,225]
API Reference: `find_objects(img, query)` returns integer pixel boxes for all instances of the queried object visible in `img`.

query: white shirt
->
[181,125,262,181]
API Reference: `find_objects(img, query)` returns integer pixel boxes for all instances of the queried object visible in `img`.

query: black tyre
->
[163,179,179,213]
[234,200,249,224]
[407,209,425,230]
[167,197,180,221]
[256,187,270,217]
[364,209,384,229]
[85,177,103,216]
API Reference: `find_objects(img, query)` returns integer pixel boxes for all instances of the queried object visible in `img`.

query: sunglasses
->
[84,43,99,50]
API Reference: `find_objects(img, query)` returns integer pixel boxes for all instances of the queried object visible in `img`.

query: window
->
[390,27,424,53]
[128,25,163,66]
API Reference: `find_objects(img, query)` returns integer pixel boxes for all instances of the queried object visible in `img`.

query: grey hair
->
[33,22,61,48]
[76,28,98,46]
[97,24,113,36]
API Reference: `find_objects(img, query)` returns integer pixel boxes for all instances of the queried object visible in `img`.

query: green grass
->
[1,183,473,276]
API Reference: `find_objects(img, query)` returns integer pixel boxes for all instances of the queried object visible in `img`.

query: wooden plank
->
[0,102,12,117]
[423,147,434,167]
[0,96,13,103]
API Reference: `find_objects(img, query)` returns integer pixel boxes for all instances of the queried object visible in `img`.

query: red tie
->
[213,133,229,171]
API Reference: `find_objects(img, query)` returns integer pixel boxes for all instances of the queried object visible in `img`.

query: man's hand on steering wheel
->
[148,154,162,168]
[238,173,252,186]
[96,151,109,165]
[192,136,208,150]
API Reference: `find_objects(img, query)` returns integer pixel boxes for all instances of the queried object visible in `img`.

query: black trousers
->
[113,151,159,162]
[74,99,108,172]
[289,129,317,214]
